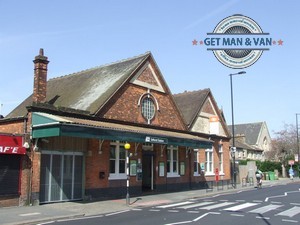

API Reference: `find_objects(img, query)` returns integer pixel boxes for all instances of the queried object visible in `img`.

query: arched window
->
[141,97,155,121]
[138,90,159,124]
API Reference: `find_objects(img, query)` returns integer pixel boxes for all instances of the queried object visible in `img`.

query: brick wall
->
[102,85,185,130]
[197,139,231,182]
[98,59,186,131]
[0,120,24,133]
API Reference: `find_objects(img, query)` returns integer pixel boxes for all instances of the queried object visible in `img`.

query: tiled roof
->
[5,52,150,119]
[229,122,263,145]
[173,89,210,126]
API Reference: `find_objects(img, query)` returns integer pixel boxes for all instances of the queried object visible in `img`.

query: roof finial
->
[39,48,44,56]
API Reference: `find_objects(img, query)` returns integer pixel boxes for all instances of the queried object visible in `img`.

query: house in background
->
[233,135,264,162]
[228,122,272,162]
[0,49,215,206]
[173,89,231,186]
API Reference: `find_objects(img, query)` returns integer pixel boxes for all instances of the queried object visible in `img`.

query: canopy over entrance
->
[32,112,212,149]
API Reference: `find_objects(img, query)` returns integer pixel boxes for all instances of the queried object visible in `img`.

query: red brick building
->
[173,89,231,187]
[0,49,231,206]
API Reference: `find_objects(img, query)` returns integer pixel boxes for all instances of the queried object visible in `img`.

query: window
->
[142,97,155,123]
[167,146,179,177]
[109,141,127,179]
[193,150,199,176]
[218,145,224,174]
[205,148,213,175]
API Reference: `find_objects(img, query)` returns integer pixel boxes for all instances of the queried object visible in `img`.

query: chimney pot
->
[33,48,49,104]
[39,48,44,56]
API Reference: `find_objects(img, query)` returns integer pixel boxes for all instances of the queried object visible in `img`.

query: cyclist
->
[255,169,263,188]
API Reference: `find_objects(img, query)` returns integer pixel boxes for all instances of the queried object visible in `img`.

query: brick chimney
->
[33,48,49,103]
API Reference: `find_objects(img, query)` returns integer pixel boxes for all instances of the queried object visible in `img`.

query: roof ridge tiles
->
[173,88,210,96]
[49,51,151,81]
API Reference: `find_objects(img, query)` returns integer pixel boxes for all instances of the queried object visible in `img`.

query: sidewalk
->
[0,178,295,225]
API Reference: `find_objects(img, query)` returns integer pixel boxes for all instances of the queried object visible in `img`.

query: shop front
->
[31,112,213,203]
[0,134,27,206]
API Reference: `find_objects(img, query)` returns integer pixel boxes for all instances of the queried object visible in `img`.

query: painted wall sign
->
[0,135,26,154]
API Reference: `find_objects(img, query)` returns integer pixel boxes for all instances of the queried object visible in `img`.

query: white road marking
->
[249,204,282,214]
[37,222,55,225]
[187,211,199,213]
[105,210,130,216]
[200,202,236,210]
[164,221,192,225]
[281,219,298,223]
[177,201,214,209]
[223,202,258,211]
[149,209,161,212]
[276,206,300,217]
[131,208,142,211]
[256,216,270,220]
[156,201,194,208]
[230,214,244,217]
[193,212,220,221]
[290,203,300,206]
[265,189,300,202]
[19,212,41,216]
[271,201,282,204]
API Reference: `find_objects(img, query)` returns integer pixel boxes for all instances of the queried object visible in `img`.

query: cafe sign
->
[0,135,26,155]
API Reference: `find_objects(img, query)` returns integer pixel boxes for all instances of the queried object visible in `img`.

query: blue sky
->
[0,0,299,137]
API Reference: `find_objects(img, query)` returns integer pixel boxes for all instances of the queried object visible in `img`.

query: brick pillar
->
[33,48,49,103]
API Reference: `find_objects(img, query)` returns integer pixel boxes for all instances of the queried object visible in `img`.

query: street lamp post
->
[229,71,246,188]
[124,142,131,205]
[296,113,300,177]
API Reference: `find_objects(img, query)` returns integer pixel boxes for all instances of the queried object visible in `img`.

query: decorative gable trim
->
[130,61,165,93]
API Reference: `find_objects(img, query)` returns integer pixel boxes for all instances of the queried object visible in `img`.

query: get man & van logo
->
[193,14,283,69]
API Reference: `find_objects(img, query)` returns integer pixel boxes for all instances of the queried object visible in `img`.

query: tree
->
[266,123,298,176]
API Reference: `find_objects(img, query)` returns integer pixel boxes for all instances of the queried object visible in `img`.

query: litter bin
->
[269,171,275,181]
[264,172,269,180]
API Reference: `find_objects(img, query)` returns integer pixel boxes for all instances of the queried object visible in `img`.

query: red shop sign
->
[0,135,26,155]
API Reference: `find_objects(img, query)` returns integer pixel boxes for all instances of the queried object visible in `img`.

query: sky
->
[0,0,299,138]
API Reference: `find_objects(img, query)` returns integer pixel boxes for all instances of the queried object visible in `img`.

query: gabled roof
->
[228,122,264,145]
[6,52,151,119]
[173,89,230,137]
[173,89,210,126]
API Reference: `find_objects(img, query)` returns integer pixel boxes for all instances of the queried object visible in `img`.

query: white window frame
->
[205,147,214,175]
[141,96,155,124]
[193,149,200,176]
[218,145,224,175]
[109,141,127,180]
[167,145,179,177]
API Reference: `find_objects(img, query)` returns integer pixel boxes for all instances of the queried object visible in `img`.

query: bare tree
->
[267,124,298,177]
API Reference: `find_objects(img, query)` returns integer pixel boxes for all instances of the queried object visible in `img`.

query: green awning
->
[32,112,213,149]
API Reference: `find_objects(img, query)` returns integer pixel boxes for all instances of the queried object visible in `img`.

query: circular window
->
[141,97,155,121]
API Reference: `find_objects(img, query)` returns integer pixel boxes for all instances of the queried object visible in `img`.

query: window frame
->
[167,145,179,177]
[193,149,200,176]
[218,144,224,175]
[109,141,127,180]
[205,147,214,175]
[141,96,155,123]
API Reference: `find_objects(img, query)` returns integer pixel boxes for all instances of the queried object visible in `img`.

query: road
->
[41,182,300,225]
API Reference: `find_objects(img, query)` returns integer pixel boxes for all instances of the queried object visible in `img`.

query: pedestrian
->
[289,167,294,180]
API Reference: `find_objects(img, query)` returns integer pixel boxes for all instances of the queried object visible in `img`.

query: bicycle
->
[256,178,262,189]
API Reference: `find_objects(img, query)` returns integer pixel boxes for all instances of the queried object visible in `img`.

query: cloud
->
[184,0,239,30]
